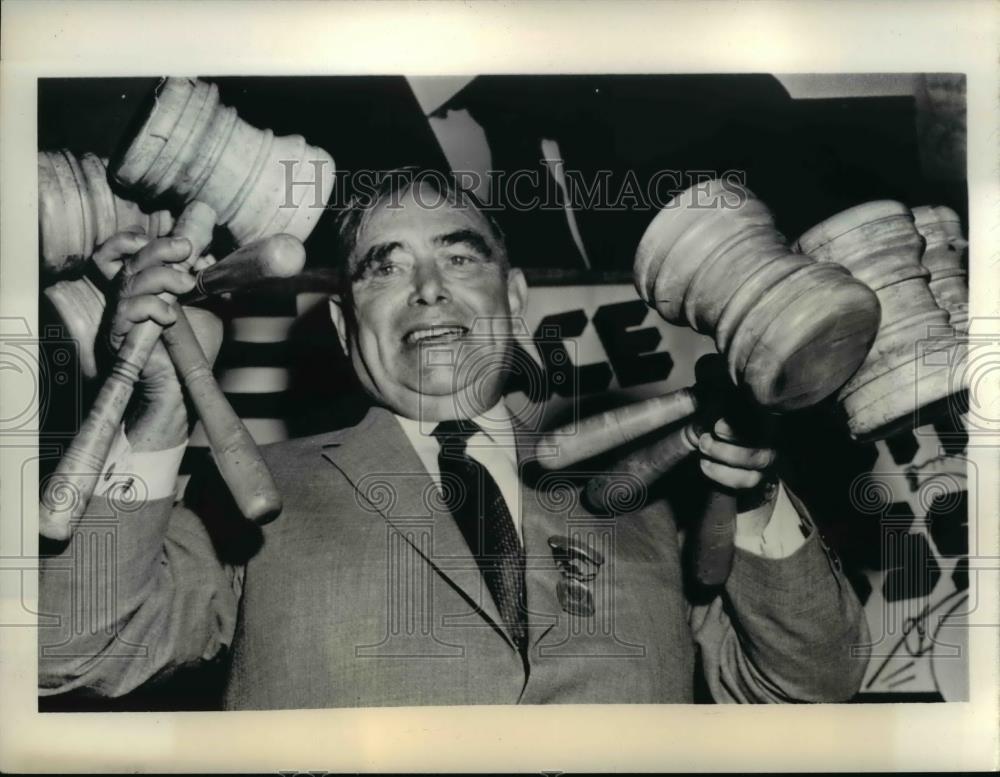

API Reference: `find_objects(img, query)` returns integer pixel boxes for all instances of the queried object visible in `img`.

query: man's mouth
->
[403,325,470,345]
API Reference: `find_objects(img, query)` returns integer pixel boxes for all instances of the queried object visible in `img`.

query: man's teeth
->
[405,326,466,344]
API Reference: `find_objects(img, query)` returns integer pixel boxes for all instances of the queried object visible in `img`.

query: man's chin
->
[381,377,505,422]
[414,393,503,422]
[413,365,462,396]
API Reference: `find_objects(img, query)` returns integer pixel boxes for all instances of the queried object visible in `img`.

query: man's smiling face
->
[331,181,528,421]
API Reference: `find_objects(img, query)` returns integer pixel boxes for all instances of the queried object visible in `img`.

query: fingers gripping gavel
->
[536,354,776,587]
[39,203,306,540]
[179,235,310,303]
[160,234,306,525]
[594,355,758,588]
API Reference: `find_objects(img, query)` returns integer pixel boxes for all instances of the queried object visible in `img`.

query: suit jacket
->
[39,401,869,708]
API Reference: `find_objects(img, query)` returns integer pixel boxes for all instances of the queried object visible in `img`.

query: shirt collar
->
[393,400,516,459]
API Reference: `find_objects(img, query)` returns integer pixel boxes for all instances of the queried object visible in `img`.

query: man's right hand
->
[98,230,224,451]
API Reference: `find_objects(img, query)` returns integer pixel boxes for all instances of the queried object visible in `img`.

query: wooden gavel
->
[38,150,174,279]
[112,76,335,245]
[39,76,335,541]
[795,201,966,441]
[536,178,884,586]
[39,203,307,540]
[634,178,881,411]
[39,149,175,379]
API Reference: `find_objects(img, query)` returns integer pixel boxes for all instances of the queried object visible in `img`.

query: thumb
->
[714,417,736,440]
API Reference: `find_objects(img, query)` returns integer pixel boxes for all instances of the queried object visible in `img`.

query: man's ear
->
[328,295,350,355]
[506,267,528,318]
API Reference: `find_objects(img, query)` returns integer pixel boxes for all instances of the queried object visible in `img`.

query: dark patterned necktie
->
[432,420,527,657]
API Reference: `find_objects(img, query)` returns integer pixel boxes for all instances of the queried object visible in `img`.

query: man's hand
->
[698,417,779,538]
[697,418,776,491]
[97,230,224,450]
[696,416,814,557]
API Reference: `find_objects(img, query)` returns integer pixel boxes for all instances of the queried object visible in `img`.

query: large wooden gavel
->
[111,76,335,245]
[536,178,884,586]
[38,150,174,279]
[634,178,881,411]
[795,201,965,441]
[40,149,175,379]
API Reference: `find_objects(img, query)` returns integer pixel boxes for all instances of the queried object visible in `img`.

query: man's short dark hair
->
[331,166,508,285]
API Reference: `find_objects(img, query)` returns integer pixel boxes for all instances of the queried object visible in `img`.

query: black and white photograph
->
[1,0,997,773]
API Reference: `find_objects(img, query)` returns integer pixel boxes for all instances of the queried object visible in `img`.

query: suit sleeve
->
[38,464,242,698]
[690,491,871,703]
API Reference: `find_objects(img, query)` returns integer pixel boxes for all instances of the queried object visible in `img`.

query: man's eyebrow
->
[434,229,494,259]
[353,241,403,276]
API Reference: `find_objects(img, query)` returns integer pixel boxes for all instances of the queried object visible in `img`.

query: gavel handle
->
[693,419,777,587]
[160,310,281,523]
[581,420,740,588]
[39,319,162,539]
[692,487,738,587]
[536,386,698,471]
[182,234,307,304]
[583,421,700,511]
[39,202,216,540]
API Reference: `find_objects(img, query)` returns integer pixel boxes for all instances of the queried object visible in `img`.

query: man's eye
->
[359,260,400,279]
[449,254,476,266]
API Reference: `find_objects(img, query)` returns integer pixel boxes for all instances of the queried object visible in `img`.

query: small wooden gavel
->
[39,202,307,541]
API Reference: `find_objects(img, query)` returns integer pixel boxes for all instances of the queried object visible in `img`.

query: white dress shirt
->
[95,425,187,502]
[393,401,523,543]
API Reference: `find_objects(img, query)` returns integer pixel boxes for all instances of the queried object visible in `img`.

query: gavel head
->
[634,178,881,412]
[38,150,173,278]
[912,205,966,255]
[796,200,962,441]
[42,275,106,381]
[111,77,336,246]
[911,204,969,332]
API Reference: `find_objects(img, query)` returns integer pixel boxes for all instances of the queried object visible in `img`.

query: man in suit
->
[38,172,869,708]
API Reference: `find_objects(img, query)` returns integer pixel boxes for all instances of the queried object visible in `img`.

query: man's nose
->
[408,260,449,306]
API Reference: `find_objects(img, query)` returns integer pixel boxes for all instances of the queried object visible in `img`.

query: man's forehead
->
[354,188,494,252]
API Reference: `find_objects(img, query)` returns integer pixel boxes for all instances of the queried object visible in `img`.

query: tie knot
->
[432,419,480,451]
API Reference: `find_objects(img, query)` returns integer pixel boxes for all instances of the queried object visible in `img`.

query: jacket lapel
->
[318,405,511,648]
[510,410,566,649]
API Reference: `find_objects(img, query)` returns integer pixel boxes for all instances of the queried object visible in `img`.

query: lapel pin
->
[548,535,605,616]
